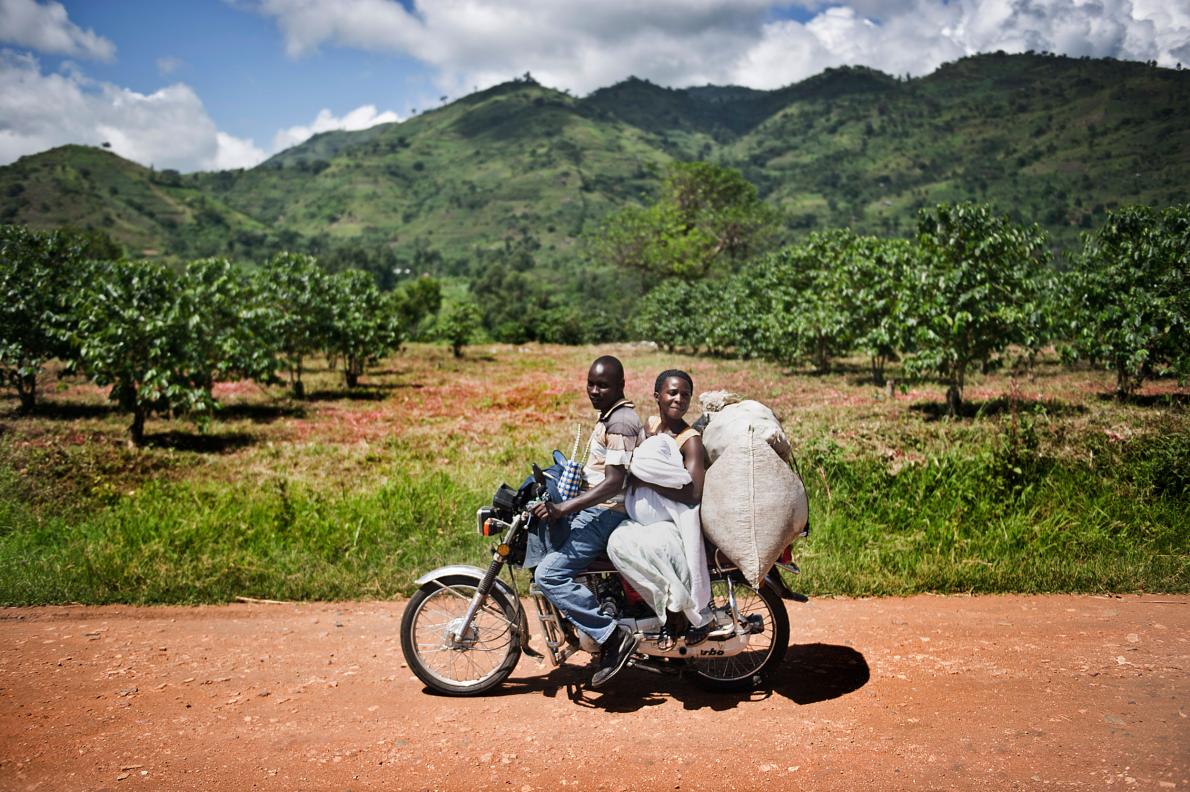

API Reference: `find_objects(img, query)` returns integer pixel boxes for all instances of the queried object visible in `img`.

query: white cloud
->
[156,56,182,76]
[272,104,401,151]
[252,0,775,94]
[211,131,268,170]
[249,0,1190,94]
[0,49,264,171]
[0,0,115,61]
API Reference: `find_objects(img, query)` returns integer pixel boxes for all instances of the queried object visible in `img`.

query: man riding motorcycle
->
[529,355,643,688]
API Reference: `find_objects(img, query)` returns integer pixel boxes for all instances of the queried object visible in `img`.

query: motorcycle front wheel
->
[688,578,789,693]
[400,576,522,696]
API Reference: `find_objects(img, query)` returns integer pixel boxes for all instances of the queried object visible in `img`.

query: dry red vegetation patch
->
[1,344,1186,496]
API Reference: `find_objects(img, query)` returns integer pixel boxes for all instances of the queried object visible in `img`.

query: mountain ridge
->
[1,53,1187,265]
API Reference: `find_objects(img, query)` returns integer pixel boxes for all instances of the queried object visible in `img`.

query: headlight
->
[475,507,493,536]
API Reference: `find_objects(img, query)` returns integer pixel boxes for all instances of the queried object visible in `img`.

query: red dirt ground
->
[2,595,1187,791]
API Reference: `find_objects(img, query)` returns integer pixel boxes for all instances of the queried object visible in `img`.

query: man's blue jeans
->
[534,506,627,645]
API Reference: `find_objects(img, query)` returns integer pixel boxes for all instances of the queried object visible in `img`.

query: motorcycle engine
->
[592,576,624,620]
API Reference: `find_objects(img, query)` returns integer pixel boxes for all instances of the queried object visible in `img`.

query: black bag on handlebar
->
[492,484,520,513]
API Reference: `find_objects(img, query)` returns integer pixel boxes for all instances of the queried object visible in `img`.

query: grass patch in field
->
[798,423,1188,595]
[0,470,495,603]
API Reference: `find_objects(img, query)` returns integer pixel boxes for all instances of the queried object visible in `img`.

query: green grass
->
[0,465,494,604]
[799,425,1188,595]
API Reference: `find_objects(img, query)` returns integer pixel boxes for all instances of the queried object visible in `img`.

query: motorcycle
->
[400,458,807,696]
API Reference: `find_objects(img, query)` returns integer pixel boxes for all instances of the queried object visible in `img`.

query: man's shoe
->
[590,627,639,688]
[684,621,713,647]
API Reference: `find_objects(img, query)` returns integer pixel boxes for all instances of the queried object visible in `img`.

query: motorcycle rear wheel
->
[400,576,522,696]
[688,579,789,693]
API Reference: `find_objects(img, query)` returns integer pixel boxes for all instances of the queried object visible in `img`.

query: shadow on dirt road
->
[412,642,870,713]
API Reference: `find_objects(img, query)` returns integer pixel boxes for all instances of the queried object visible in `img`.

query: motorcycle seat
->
[582,553,617,573]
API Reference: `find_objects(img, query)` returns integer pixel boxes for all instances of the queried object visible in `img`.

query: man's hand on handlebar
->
[530,500,564,523]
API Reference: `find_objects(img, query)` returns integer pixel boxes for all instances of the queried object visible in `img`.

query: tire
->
[688,578,790,693]
[400,575,522,696]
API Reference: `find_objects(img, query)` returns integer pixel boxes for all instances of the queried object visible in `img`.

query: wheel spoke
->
[406,583,521,690]
[691,580,784,684]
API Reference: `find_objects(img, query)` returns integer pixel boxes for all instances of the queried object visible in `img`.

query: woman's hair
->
[654,369,694,394]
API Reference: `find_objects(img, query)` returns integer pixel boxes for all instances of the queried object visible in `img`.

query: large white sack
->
[701,399,793,465]
[700,429,809,587]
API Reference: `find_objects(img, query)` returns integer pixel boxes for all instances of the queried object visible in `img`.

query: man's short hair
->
[591,355,625,384]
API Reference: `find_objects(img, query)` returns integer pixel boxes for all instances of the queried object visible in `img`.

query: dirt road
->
[2,594,1186,791]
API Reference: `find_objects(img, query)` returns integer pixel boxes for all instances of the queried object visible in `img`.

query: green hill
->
[194,78,671,264]
[0,145,272,259]
[2,53,1188,266]
[729,53,1190,247]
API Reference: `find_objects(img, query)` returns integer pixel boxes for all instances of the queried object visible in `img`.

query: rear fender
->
[764,566,809,603]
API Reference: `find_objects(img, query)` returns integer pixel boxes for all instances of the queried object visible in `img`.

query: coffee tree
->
[630,279,703,353]
[744,234,853,371]
[0,226,118,410]
[904,202,1050,415]
[701,276,764,358]
[181,257,278,396]
[837,235,919,386]
[437,298,482,358]
[72,260,212,446]
[325,269,399,387]
[1066,204,1189,396]
[255,252,331,398]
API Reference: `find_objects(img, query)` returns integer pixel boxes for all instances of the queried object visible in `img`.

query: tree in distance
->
[904,202,1050,416]
[325,268,399,388]
[391,274,443,342]
[1065,204,1189,397]
[437,298,482,358]
[590,161,781,286]
[0,225,121,411]
[629,278,708,354]
[255,252,332,399]
[70,260,212,446]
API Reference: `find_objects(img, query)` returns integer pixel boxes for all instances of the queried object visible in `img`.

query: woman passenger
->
[606,369,714,645]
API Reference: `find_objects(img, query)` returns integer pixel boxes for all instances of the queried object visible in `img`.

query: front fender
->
[414,564,521,605]
[415,564,489,587]
[412,565,538,657]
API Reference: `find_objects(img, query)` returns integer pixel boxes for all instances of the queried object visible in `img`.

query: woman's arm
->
[632,435,707,506]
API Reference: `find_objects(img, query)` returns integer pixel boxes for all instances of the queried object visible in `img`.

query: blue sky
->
[1,0,1187,172]
[60,1,437,148]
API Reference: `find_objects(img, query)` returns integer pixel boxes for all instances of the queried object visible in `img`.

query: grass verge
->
[1,421,1185,603]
